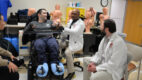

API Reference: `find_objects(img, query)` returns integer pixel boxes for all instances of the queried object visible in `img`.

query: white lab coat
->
[90,32,127,80]
[63,19,85,52]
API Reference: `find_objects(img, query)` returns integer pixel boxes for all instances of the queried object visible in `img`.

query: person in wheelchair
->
[22,8,64,78]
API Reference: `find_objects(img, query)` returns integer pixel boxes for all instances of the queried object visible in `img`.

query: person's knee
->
[65,48,71,56]
[48,41,58,49]
[35,43,44,47]
[50,43,57,48]
[34,40,45,49]
[90,75,99,80]
[83,57,88,62]
[83,57,91,65]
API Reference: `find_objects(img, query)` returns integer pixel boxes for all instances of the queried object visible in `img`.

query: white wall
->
[68,0,112,13]
[8,0,128,33]
[8,0,112,18]
[8,0,67,17]
[110,0,127,33]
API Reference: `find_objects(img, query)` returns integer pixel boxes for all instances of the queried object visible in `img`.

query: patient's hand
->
[87,62,96,72]
[53,20,62,27]
[53,21,59,27]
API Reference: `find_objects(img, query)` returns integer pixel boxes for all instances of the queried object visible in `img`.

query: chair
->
[73,49,84,71]
[58,39,83,71]
[122,52,132,80]
[19,30,30,56]
[124,42,142,80]
[61,49,84,72]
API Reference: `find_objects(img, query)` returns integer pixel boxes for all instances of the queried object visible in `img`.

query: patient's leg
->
[34,39,47,64]
[46,37,59,63]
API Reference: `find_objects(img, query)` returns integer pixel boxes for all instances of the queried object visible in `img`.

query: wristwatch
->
[8,60,10,65]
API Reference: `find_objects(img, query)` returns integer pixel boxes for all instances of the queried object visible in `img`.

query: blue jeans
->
[34,37,59,64]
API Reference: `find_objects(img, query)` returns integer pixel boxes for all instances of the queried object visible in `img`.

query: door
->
[123,0,142,45]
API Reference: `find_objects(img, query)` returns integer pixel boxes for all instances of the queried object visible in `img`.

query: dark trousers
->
[0,56,20,80]
[0,67,19,80]
[34,37,59,64]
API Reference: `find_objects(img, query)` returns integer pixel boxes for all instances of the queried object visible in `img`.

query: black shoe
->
[64,72,75,80]
[13,59,24,67]
[18,59,24,67]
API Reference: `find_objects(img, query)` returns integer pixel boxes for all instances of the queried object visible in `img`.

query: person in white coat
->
[62,9,85,80]
[83,19,127,80]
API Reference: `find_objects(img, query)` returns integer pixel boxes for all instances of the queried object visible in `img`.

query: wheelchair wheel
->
[28,61,34,80]
[28,68,34,80]
[59,75,64,80]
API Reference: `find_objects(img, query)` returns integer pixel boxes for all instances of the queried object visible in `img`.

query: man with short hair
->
[83,19,127,80]
[23,8,62,77]
[62,9,85,80]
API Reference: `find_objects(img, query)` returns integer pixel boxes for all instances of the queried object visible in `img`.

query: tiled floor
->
[19,58,83,80]
[129,71,142,80]
[19,66,83,80]
[19,58,142,80]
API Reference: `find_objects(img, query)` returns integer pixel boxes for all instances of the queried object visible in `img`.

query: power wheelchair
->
[26,31,64,80]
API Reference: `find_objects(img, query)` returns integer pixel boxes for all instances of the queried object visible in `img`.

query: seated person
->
[0,47,19,80]
[0,13,20,80]
[22,8,64,77]
[60,9,85,80]
[83,19,127,80]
